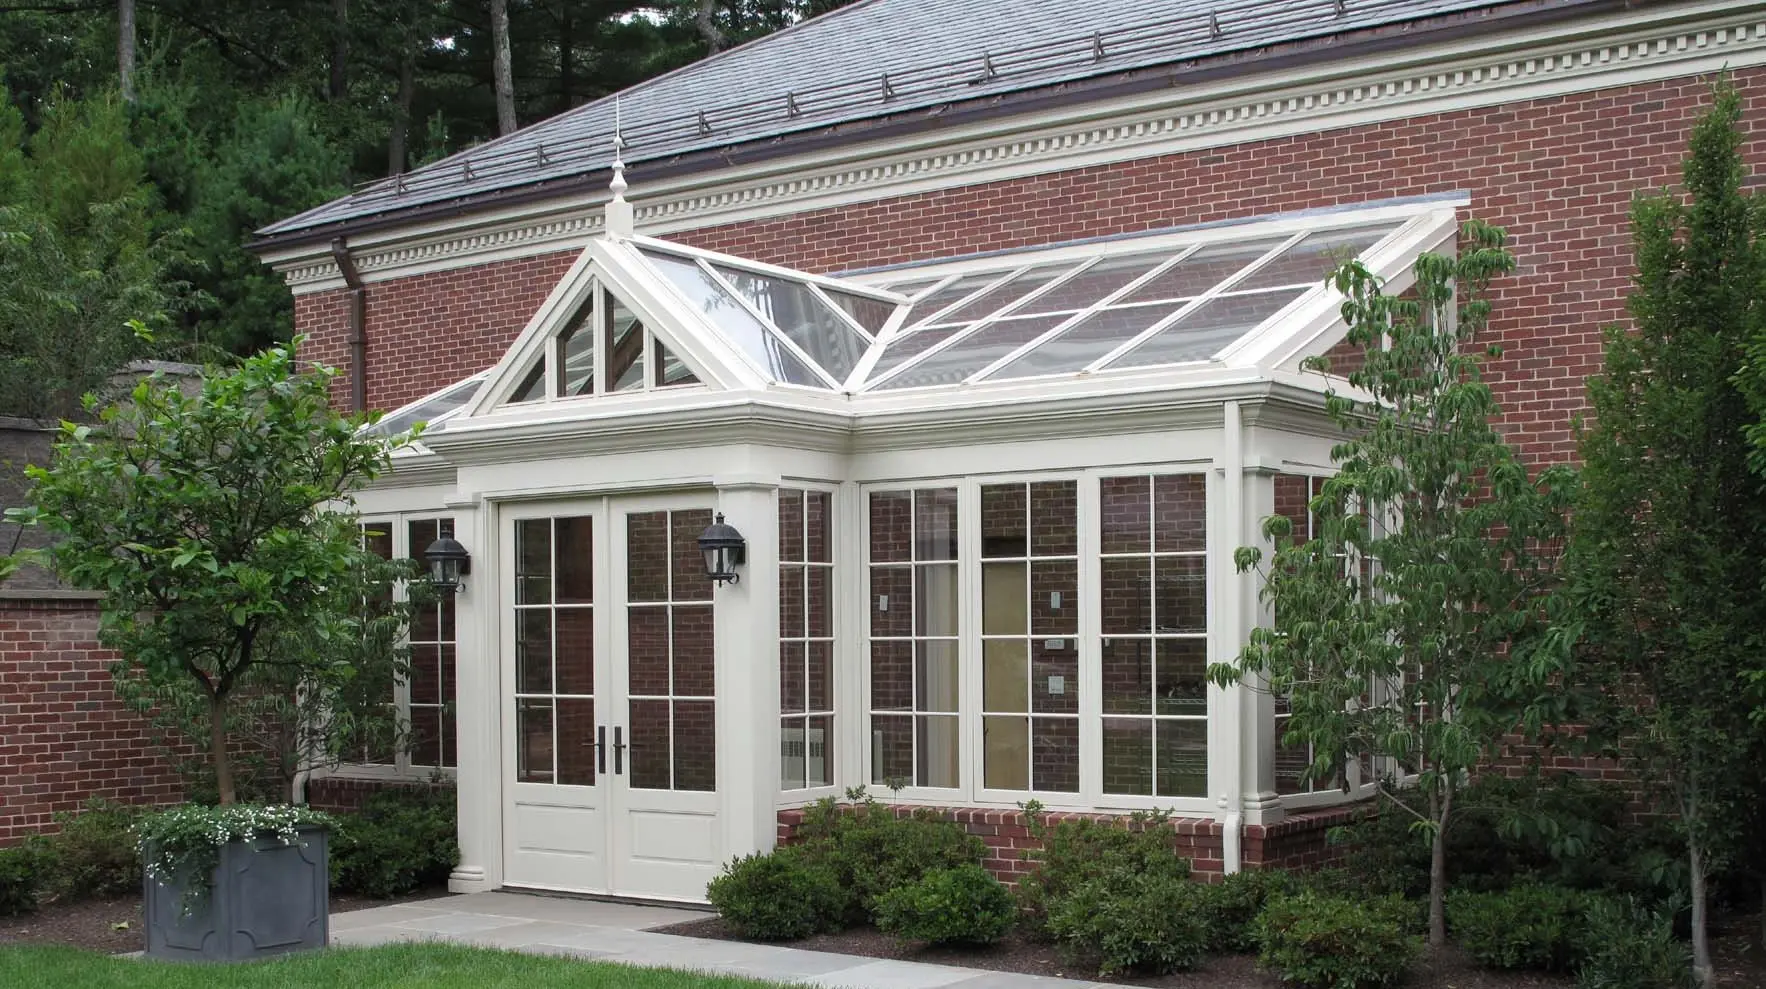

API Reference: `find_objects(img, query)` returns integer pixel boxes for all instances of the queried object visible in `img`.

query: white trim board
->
[265,2,1766,294]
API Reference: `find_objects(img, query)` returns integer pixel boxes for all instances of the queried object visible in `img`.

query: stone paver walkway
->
[332,891,1113,988]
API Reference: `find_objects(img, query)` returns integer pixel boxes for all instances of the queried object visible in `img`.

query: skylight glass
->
[1108,289,1307,368]
[1015,254,1166,315]
[1232,224,1394,292]
[824,288,897,335]
[985,304,1173,380]
[1116,240,1288,305]
[640,248,829,387]
[712,264,870,380]
[905,272,1009,325]
[876,314,1072,390]
[365,374,485,436]
[932,265,1073,325]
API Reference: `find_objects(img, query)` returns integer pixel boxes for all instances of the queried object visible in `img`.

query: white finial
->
[605,98,633,238]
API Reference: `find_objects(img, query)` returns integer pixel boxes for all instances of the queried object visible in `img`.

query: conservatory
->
[346,186,1462,903]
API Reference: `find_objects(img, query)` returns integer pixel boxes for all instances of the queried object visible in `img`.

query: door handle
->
[613,726,626,775]
[596,726,607,776]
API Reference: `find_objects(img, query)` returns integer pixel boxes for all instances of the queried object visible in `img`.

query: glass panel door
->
[623,509,716,792]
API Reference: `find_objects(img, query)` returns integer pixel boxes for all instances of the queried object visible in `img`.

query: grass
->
[0,943,793,988]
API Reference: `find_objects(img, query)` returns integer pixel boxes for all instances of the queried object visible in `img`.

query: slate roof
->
[259,0,1556,241]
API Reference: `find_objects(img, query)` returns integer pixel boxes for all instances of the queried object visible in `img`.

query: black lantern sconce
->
[697,514,746,586]
[424,536,472,595]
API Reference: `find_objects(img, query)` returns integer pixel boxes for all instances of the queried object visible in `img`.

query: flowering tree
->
[10,343,413,805]
[1209,222,1576,947]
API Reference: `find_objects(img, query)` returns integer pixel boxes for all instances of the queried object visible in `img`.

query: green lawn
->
[0,943,791,988]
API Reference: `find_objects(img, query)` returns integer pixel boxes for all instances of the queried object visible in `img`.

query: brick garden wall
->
[0,594,184,846]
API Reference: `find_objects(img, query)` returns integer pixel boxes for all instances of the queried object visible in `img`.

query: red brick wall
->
[775,802,1357,883]
[0,595,183,845]
[298,70,1766,452]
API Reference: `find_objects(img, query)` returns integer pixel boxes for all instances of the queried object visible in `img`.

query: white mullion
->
[1085,233,1307,373]
[628,234,907,305]
[805,282,877,342]
[845,304,916,391]
[695,258,842,389]
[905,267,1027,330]
[962,246,1206,384]
[948,259,1093,328]
[860,314,1009,392]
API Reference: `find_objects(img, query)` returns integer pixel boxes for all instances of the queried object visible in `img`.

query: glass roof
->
[363,371,488,438]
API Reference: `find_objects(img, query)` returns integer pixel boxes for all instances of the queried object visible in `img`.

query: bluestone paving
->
[329,891,1113,988]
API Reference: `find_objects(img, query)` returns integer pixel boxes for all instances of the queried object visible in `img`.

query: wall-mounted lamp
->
[423,536,472,595]
[697,514,746,586]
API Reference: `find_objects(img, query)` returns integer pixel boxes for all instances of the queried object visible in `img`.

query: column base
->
[448,866,494,894]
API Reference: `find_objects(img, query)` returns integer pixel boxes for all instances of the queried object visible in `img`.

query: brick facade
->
[0,594,184,846]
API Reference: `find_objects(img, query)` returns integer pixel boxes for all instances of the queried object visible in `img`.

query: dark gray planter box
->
[144,826,329,962]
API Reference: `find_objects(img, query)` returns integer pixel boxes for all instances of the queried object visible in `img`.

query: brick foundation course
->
[0,594,183,846]
[775,802,1363,884]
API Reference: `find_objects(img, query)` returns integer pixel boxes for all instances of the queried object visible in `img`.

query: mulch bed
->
[0,885,455,955]
[658,915,1766,988]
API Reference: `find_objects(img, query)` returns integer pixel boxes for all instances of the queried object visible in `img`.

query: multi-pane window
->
[513,516,597,785]
[508,284,699,405]
[779,489,834,790]
[868,488,960,788]
[1271,473,1324,795]
[360,516,459,772]
[625,509,717,792]
[980,482,1079,792]
[1098,475,1209,798]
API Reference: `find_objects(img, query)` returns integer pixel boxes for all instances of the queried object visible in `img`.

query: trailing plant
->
[1044,867,1210,977]
[1254,891,1421,989]
[794,795,984,922]
[135,803,333,908]
[1574,895,1696,989]
[1446,882,1590,972]
[1208,219,1576,947]
[705,846,848,940]
[1017,809,1191,938]
[330,786,459,899]
[873,864,1014,946]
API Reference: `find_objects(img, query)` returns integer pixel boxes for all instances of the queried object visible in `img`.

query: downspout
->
[1220,399,1246,875]
[329,238,368,412]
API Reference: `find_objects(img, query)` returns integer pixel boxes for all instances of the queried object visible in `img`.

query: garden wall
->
[0,592,184,846]
[775,802,1362,884]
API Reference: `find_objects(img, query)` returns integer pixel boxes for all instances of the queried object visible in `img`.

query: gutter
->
[249,0,1620,252]
[329,238,369,412]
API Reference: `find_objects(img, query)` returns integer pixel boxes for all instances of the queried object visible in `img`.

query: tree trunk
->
[490,0,517,135]
[329,0,349,101]
[1691,837,1714,988]
[695,0,725,54]
[557,1,574,112]
[1428,788,1450,948]
[210,692,235,806]
[388,48,415,175]
[118,0,136,102]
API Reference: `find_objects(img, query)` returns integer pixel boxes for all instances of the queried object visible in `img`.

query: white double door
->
[501,495,722,902]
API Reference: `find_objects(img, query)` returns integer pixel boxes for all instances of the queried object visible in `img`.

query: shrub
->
[45,799,145,900]
[0,844,49,916]
[331,787,459,899]
[1574,896,1695,989]
[1447,882,1589,972]
[1200,869,1300,953]
[795,797,984,922]
[1044,867,1210,976]
[873,864,1014,946]
[1017,811,1191,938]
[1255,891,1421,989]
[706,846,847,940]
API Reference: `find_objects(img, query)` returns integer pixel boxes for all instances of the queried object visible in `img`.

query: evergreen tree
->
[1563,81,1766,988]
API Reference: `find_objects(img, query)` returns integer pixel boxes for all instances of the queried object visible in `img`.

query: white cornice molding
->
[271,2,1766,295]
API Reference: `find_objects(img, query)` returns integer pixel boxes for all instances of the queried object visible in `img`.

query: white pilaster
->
[1239,465,1282,826]
[1209,402,1246,874]
[713,479,781,861]
[449,497,501,892]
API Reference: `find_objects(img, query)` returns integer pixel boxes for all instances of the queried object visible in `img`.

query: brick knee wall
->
[305,775,452,813]
[776,803,1371,883]
[0,594,184,846]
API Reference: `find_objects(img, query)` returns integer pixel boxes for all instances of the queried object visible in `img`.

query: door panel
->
[503,497,722,902]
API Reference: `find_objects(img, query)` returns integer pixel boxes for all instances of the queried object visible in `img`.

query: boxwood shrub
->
[1045,867,1211,977]
[0,844,48,916]
[707,846,848,940]
[1016,811,1191,939]
[794,797,984,922]
[1200,868,1301,953]
[330,787,459,898]
[1255,890,1420,989]
[1446,882,1589,972]
[873,864,1015,946]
